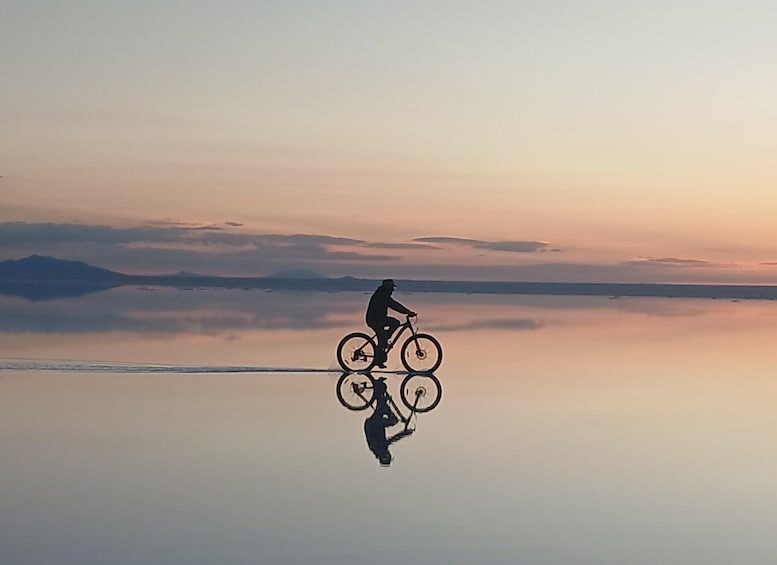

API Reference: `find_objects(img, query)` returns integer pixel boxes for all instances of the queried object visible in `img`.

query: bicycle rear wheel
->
[400,373,442,413]
[400,333,442,373]
[336,332,377,371]
[336,372,375,411]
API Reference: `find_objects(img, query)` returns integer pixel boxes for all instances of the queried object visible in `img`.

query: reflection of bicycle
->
[336,315,443,372]
[336,372,443,414]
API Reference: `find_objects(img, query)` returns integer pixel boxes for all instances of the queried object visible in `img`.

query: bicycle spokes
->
[400,334,443,373]
[337,332,377,371]
[400,373,442,413]
[336,373,376,411]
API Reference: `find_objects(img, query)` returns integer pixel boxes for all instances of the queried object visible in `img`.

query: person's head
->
[380,279,395,294]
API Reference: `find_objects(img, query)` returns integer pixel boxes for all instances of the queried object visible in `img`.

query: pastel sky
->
[2,1,777,282]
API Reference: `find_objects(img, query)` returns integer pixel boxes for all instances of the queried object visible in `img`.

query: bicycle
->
[338,372,441,466]
[336,315,443,372]
[336,371,443,415]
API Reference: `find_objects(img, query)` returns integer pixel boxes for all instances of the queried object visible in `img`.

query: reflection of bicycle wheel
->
[337,332,377,372]
[400,373,442,413]
[400,334,443,373]
[336,372,376,411]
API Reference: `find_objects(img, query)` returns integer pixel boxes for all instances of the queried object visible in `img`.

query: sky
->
[2,1,777,282]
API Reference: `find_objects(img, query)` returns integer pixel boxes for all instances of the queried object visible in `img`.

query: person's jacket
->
[365,287,413,325]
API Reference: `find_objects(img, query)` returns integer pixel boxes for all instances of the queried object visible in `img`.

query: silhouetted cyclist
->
[363,377,411,466]
[366,279,415,368]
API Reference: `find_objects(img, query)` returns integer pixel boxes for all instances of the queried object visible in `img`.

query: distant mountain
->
[4,254,777,302]
[265,268,328,279]
[0,255,123,281]
[0,255,125,301]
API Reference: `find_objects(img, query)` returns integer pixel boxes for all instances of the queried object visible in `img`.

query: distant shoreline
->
[4,274,777,301]
[126,276,777,300]
[4,255,777,301]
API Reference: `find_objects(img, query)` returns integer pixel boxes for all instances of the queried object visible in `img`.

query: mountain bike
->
[338,373,441,466]
[336,371,443,415]
[336,315,443,372]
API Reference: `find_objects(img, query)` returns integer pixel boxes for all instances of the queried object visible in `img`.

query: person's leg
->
[376,317,400,366]
[376,326,389,364]
[368,322,389,364]
[384,317,400,343]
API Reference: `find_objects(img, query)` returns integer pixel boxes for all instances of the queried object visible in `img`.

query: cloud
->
[259,234,365,246]
[428,318,545,331]
[0,222,401,275]
[364,242,439,250]
[184,231,258,246]
[225,221,244,227]
[144,220,223,230]
[413,236,553,253]
[0,223,369,249]
[480,241,554,253]
[0,222,184,246]
[192,231,370,250]
[232,245,399,262]
[414,236,482,245]
[625,256,718,268]
[1,222,765,284]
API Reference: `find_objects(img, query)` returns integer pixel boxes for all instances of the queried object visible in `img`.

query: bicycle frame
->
[348,378,417,430]
[338,314,441,373]
[372,315,418,354]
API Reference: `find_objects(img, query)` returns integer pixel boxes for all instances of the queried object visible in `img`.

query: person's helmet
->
[381,279,395,290]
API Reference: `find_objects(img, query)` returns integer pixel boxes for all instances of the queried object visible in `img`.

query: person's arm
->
[388,297,415,316]
[387,428,414,443]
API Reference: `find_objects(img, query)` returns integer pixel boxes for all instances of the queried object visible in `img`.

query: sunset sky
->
[3,1,777,282]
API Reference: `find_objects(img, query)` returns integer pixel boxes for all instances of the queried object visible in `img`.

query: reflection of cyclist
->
[366,279,415,368]
[363,377,410,466]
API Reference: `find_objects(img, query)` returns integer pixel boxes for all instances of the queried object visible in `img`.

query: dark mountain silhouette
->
[3,254,777,301]
[0,254,123,281]
[0,255,126,301]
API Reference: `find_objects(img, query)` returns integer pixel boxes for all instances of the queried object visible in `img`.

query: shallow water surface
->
[3,290,777,564]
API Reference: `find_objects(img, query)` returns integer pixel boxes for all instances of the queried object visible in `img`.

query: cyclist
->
[363,377,412,466]
[366,279,415,368]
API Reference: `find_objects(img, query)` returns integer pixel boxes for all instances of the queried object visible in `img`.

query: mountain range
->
[3,254,777,301]
[0,254,124,280]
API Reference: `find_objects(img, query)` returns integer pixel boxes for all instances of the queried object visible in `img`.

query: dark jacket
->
[365,287,413,325]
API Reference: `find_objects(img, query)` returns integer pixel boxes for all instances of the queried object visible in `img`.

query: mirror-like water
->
[3,289,777,564]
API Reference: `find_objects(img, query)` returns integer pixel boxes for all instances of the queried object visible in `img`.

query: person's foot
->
[376,363,387,369]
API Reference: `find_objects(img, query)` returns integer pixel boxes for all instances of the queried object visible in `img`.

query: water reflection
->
[0,287,360,335]
[1,286,718,339]
[6,288,776,377]
[7,293,777,563]
[336,372,442,466]
[0,280,120,301]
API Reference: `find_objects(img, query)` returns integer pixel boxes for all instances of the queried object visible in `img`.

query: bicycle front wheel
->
[336,332,377,372]
[400,373,442,413]
[400,333,443,373]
